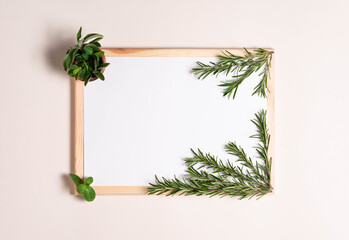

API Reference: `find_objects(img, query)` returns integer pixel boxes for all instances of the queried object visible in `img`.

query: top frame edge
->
[102,48,274,57]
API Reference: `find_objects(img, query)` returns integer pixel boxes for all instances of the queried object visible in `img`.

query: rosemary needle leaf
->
[148,110,272,199]
[193,48,273,99]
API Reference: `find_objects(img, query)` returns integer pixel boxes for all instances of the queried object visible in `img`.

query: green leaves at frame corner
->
[69,173,83,186]
[85,177,93,185]
[69,173,96,202]
[83,186,96,202]
[94,71,105,80]
[192,48,273,99]
[147,110,272,199]
[93,71,104,81]
[63,28,109,86]
[77,184,96,202]
[99,63,110,69]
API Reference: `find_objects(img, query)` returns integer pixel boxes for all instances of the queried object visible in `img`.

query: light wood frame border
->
[74,48,275,195]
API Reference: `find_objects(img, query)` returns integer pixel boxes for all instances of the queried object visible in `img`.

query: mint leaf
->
[85,177,93,185]
[69,173,83,186]
[77,184,96,201]
[69,173,96,201]
[77,184,86,194]
[82,186,96,202]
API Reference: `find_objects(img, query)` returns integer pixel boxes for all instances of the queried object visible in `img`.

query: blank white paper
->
[84,57,267,186]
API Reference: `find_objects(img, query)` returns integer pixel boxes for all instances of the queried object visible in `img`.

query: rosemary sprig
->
[148,110,272,199]
[193,48,273,99]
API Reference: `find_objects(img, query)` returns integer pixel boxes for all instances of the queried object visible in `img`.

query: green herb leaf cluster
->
[193,48,273,99]
[148,110,272,199]
[69,173,96,202]
[63,27,110,86]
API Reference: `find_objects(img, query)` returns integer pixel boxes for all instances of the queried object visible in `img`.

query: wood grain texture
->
[93,186,148,195]
[75,48,275,195]
[103,48,274,57]
[74,80,84,195]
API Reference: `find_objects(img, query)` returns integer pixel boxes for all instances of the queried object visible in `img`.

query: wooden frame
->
[74,48,275,195]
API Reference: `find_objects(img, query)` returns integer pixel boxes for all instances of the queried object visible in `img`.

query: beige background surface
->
[1,0,348,239]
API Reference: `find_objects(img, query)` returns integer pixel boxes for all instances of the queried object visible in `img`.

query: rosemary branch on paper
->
[193,48,273,99]
[148,110,272,199]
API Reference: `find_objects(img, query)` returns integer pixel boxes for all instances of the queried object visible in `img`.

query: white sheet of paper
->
[84,57,267,186]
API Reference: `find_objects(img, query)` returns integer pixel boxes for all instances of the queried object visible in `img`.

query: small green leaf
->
[63,61,67,71]
[68,69,75,77]
[90,37,103,44]
[70,64,79,70]
[94,51,104,58]
[85,45,99,52]
[68,48,79,69]
[83,61,88,70]
[78,39,84,48]
[73,67,81,75]
[75,55,83,62]
[77,184,86,194]
[84,76,91,86]
[63,48,74,71]
[85,177,93,185]
[99,63,110,68]
[63,52,69,71]
[77,27,82,41]
[82,53,90,61]
[90,41,101,47]
[83,46,93,55]
[82,186,96,202]
[94,56,99,71]
[83,33,103,43]
[79,68,87,79]
[69,173,83,186]
[94,71,105,80]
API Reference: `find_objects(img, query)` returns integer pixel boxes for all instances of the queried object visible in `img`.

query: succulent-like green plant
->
[63,27,110,86]
[69,173,96,202]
